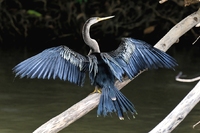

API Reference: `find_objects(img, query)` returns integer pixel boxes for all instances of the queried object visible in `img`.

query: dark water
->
[0,50,200,133]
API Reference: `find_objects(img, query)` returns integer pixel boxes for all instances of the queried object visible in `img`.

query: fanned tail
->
[97,85,137,120]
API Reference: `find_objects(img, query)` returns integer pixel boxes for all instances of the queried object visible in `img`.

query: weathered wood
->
[33,8,200,133]
[149,8,200,133]
[149,81,200,133]
[154,8,200,51]
[33,93,101,133]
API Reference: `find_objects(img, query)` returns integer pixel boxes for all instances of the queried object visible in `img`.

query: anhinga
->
[13,16,177,120]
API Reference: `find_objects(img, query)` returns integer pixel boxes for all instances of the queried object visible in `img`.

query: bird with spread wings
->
[13,16,177,120]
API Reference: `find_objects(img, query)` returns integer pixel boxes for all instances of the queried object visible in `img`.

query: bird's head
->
[82,16,115,54]
[87,16,115,25]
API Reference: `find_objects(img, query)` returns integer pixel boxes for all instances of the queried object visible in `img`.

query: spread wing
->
[13,45,88,86]
[101,38,178,80]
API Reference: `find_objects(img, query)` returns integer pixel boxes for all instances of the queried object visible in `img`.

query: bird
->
[13,16,178,120]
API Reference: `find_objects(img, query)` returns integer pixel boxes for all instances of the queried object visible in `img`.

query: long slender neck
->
[82,20,100,54]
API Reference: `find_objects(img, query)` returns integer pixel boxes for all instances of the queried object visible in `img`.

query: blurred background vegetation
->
[0,0,200,54]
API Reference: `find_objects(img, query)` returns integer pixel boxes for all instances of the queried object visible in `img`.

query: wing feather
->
[103,38,178,80]
[13,45,88,86]
[100,53,124,81]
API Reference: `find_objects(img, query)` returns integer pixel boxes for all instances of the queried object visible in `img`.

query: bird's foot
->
[90,87,102,94]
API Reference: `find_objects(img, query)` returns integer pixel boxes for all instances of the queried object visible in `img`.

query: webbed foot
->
[90,86,102,94]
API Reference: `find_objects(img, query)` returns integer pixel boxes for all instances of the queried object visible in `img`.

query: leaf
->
[143,25,155,34]
[27,10,42,17]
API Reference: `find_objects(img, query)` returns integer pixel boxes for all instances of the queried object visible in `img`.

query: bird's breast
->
[89,53,115,88]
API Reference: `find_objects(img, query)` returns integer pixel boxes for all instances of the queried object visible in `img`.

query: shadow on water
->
[0,49,200,133]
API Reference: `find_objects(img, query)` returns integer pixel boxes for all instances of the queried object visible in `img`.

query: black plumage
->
[13,16,178,119]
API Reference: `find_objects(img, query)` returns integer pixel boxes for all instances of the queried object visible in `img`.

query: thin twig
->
[159,0,168,4]
[176,72,200,82]
[192,35,200,45]
[193,121,200,129]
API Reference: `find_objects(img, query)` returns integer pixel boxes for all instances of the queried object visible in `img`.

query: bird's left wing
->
[13,45,88,86]
[101,38,178,80]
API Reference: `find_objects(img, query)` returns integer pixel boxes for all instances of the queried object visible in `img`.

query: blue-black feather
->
[13,45,87,86]
[95,38,177,119]
[13,37,178,120]
[97,85,136,119]
[105,38,178,80]
[91,53,136,119]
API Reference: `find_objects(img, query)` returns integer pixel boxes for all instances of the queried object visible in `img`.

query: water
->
[0,50,200,133]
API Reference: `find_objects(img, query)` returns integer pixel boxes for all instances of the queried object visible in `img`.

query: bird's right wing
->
[13,45,88,86]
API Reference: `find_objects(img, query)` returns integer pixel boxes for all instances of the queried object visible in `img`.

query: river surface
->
[0,49,200,133]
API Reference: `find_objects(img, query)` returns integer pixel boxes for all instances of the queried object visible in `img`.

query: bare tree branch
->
[159,0,168,4]
[33,8,200,133]
[149,80,200,133]
[185,0,200,6]
[193,121,200,129]
[176,72,200,82]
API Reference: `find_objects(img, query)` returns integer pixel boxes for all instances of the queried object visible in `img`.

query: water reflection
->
[0,51,200,133]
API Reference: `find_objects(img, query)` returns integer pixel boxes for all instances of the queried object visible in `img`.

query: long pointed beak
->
[98,16,115,22]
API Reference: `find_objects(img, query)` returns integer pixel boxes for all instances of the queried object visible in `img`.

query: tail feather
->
[97,88,115,117]
[97,86,137,119]
[113,100,124,120]
[115,89,135,113]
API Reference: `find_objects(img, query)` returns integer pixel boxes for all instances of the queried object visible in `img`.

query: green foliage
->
[0,0,199,51]
[27,10,42,17]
